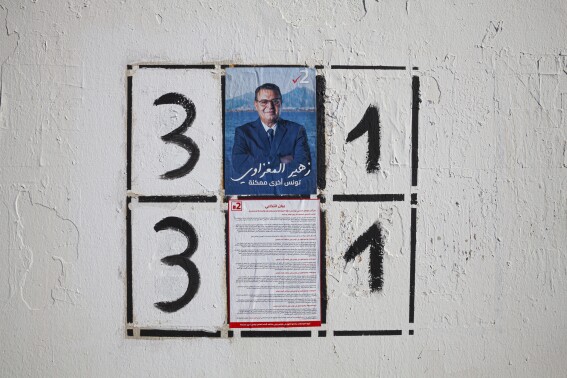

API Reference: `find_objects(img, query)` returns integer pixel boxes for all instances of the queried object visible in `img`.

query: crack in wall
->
[479,21,503,49]
[14,190,80,310]
[262,0,367,28]
[0,5,20,110]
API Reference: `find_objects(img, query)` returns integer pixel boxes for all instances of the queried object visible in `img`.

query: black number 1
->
[346,105,381,173]
[344,222,384,292]
[154,93,200,179]
[154,216,201,312]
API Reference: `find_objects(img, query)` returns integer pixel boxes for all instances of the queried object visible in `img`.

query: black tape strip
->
[411,193,417,205]
[318,330,327,337]
[137,196,217,203]
[126,197,133,324]
[331,65,406,70]
[316,75,327,190]
[314,65,324,69]
[226,195,313,201]
[409,207,416,323]
[409,330,414,335]
[333,330,402,336]
[333,194,404,202]
[228,331,234,338]
[221,64,308,68]
[140,329,221,338]
[225,210,230,325]
[126,75,132,191]
[412,67,419,70]
[221,75,226,191]
[127,65,132,70]
[320,210,327,324]
[126,72,133,324]
[127,329,133,337]
[240,331,311,338]
[138,65,216,69]
[223,194,323,203]
[411,76,420,186]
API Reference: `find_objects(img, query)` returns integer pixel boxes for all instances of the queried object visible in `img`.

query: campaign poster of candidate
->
[228,199,321,328]
[224,67,317,195]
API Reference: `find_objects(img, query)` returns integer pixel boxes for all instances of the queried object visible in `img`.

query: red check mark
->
[292,75,301,84]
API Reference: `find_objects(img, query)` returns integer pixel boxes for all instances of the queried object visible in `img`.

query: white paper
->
[228,199,321,328]
[131,68,222,196]
[327,201,410,330]
[326,70,411,194]
[131,201,225,330]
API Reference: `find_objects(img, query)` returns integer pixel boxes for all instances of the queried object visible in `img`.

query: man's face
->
[254,89,281,127]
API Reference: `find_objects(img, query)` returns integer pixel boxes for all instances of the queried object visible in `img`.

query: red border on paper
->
[230,321,321,328]
[228,198,321,329]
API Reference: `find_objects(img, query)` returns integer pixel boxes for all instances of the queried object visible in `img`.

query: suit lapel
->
[253,118,271,154]
[271,120,287,155]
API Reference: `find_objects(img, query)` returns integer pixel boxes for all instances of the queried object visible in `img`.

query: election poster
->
[228,199,321,328]
[224,67,317,195]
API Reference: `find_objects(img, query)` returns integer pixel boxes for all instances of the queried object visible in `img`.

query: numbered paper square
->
[131,201,225,330]
[131,68,222,195]
[326,201,410,330]
[326,70,412,194]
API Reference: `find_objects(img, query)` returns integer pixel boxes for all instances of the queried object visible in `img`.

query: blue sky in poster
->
[226,67,316,111]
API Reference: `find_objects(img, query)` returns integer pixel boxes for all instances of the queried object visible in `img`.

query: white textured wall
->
[1,0,566,376]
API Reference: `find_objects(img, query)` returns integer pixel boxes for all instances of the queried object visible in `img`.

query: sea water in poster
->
[224,67,317,195]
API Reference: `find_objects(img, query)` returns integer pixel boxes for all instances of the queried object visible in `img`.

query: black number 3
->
[154,93,200,179]
[154,216,201,312]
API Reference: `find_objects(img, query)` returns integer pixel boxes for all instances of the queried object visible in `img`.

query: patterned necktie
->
[267,128,274,146]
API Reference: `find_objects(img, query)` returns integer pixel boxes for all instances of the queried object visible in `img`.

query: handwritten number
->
[344,222,384,292]
[153,93,200,179]
[346,105,381,173]
[154,216,201,312]
[299,68,309,84]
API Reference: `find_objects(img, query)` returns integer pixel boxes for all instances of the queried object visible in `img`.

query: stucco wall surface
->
[0,0,566,376]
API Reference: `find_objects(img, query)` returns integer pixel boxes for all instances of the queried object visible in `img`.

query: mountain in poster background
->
[226,87,316,111]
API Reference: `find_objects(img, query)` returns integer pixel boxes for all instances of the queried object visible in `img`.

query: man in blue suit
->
[231,83,312,179]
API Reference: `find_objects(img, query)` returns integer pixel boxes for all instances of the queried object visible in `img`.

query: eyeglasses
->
[256,98,282,107]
